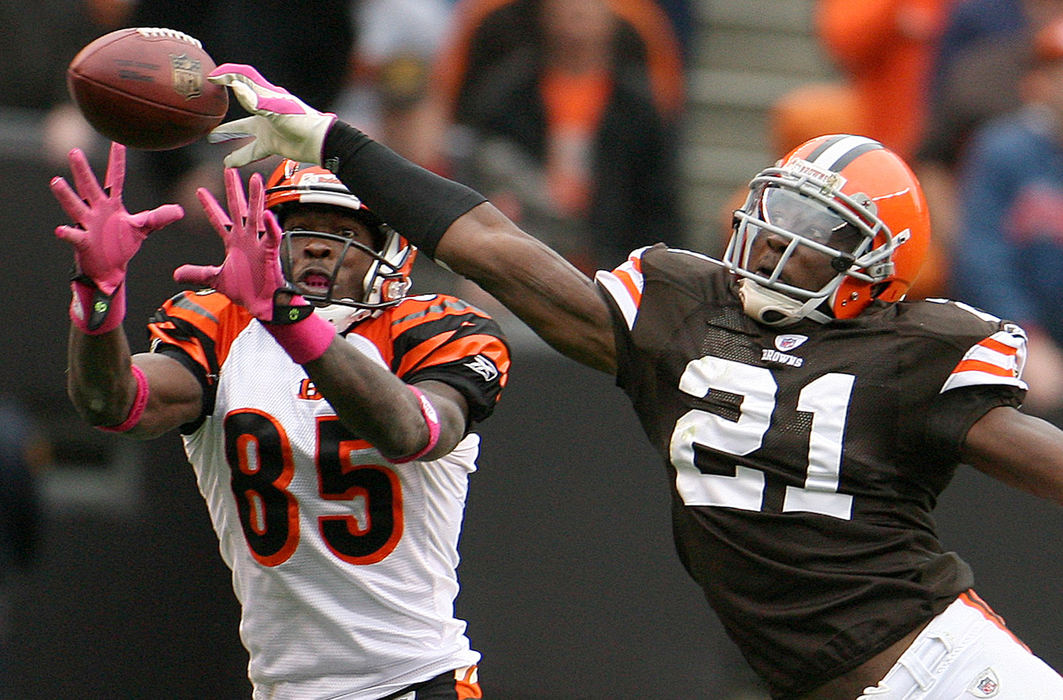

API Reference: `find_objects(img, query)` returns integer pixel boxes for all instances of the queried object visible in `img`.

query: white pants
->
[857,592,1063,699]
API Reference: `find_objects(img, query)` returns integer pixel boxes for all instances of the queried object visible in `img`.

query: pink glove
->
[174,168,336,363]
[173,168,292,320]
[50,142,185,333]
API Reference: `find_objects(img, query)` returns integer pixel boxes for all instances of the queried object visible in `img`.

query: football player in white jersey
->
[50,141,509,699]
[198,64,1063,699]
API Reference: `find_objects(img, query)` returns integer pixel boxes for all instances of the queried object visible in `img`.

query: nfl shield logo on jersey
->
[774,334,808,352]
[967,668,1000,697]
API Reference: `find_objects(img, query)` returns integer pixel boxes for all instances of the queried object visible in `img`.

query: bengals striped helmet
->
[265,159,416,312]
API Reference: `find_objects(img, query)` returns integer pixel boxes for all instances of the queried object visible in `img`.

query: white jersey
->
[147,290,510,699]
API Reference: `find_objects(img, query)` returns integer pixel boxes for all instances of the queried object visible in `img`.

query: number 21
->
[668,356,854,520]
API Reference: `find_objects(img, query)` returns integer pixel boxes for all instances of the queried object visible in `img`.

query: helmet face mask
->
[724,134,929,326]
[265,160,416,316]
[278,227,412,308]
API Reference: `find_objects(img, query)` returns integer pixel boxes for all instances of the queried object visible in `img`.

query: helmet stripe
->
[805,135,882,172]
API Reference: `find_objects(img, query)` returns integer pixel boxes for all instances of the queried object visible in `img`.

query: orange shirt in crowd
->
[816,0,953,161]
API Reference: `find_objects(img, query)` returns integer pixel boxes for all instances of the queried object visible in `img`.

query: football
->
[67,27,229,151]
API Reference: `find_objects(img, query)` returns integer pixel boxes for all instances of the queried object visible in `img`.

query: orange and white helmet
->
[725,134,930,326]
[265,159,416,313]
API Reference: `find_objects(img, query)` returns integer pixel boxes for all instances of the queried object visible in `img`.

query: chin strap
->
[311,303,373,333]
[737,280,833,326]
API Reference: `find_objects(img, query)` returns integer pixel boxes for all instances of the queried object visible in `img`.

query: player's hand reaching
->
[173,167,307,322]
[175,168,336,364]
[51,141,184,333]
[207,64,337,168]
[50,142,185,295]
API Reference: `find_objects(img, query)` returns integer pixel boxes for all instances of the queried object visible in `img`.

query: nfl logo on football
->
[170,54,203,99]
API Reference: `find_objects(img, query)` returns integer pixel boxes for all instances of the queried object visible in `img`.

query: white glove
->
[207,63,337,168]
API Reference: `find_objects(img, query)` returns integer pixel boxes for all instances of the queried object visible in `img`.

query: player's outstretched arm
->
[206,63,618,374]
[435,201,617,372]
[962,406,1063,506]
[51,142,203,438]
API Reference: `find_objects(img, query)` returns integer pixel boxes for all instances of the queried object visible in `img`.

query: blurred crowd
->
[767,0,1063,426]
[6,0,1063,463]
[8,0,693,279]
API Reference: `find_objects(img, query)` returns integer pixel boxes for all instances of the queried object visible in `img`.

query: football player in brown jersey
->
[207,63,1063,699]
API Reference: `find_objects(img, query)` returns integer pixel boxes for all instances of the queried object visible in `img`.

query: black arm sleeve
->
[321,122,487,258]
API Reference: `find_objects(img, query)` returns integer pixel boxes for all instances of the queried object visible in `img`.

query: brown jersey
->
[595,244,1027,697]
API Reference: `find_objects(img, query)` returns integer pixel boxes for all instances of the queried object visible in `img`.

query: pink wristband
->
[98,364,150,433]
[386,386,442,464]
[70,279,126,335]
[264,312,337,364]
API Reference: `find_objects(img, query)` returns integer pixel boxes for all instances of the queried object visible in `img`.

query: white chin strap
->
[313,304,372,332]
[737,279,833,326]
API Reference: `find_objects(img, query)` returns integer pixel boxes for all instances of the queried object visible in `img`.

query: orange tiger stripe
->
[978,337,1019,356]
[390,300,489,338]
[149,327,214,377]
[959,590,1030,651]
[951,359,1015,378]
[396,329,459,375]
[148,292,253,377]
[149,329,213,378]
[456,680,482,700]
[163,300,220,337]
[397,333,510,383]
[460,336,511,384]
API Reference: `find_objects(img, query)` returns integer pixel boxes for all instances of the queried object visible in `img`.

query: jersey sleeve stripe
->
[390,297,489,337]
[396,330,457,374]
[147,291,252,379]
[595,271,639,330]
[594,253,645,331]
[977,336,1018,356]
[149,323,214,376]
[397,333,508,379]
[952,359,1016,378]
[941,330,1028,393]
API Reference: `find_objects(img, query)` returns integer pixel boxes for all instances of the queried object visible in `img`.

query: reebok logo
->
[464,354,498,381]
